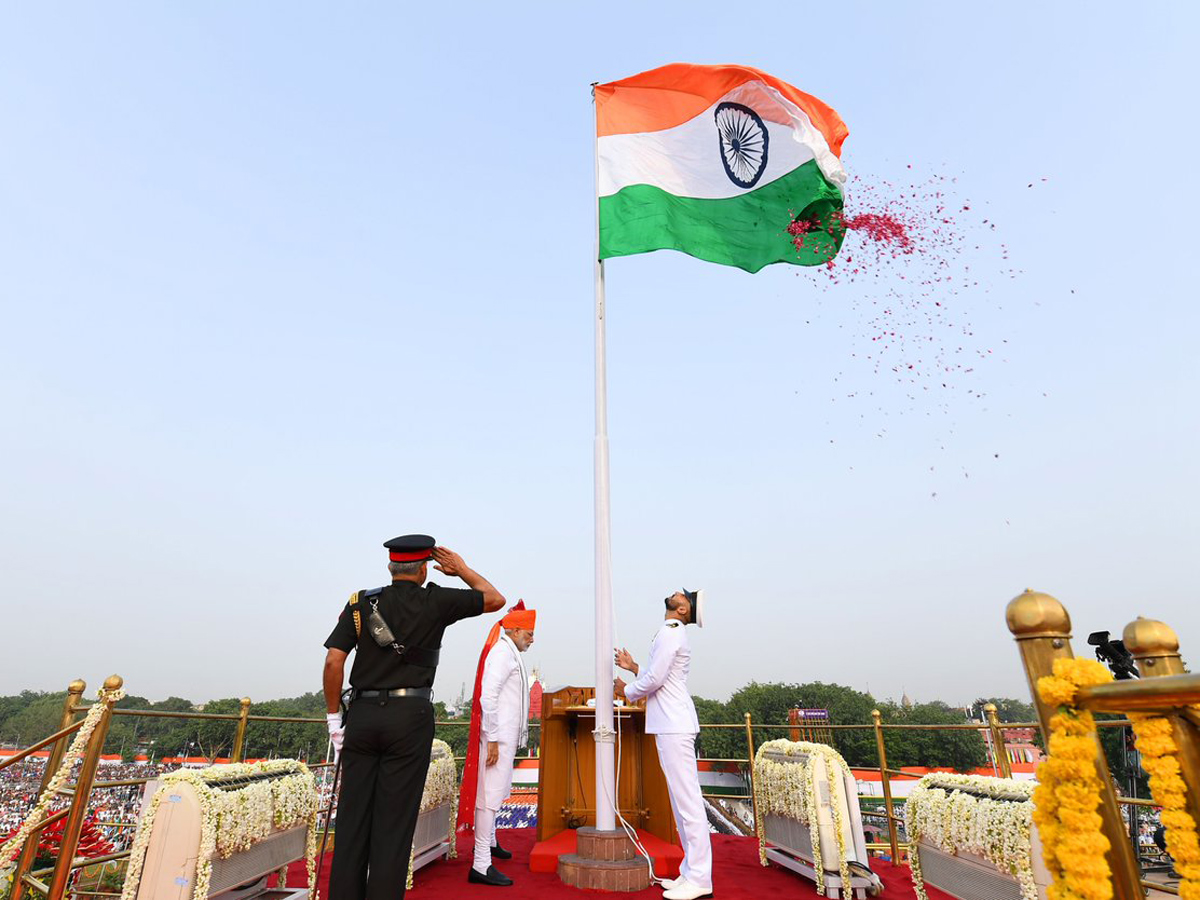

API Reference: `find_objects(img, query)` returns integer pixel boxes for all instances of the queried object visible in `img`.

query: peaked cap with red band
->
[383,534,435,563]
[456,600,536,831]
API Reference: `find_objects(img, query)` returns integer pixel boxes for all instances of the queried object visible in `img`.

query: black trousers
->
[328,695,435,900]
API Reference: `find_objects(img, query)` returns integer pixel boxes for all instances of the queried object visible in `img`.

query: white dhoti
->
[655,732,712,892]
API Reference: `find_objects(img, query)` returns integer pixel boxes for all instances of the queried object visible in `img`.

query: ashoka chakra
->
[715,101,770,189]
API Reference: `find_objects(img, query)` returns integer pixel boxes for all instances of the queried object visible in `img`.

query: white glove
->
[326,713,345,756]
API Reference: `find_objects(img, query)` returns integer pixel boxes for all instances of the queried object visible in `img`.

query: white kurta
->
[475,634,529,812]
[623,619,711,891]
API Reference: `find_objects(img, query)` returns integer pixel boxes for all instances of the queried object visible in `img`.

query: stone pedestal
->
[557,827,653,892]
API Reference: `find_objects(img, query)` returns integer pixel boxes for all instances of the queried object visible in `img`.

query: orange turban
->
[502,606,536,630]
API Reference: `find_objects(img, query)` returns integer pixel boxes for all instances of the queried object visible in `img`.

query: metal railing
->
[4,642,1191,899]
[1,682,348,900]
[684,703,1024,862]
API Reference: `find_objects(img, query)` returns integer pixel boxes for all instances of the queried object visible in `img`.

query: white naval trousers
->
[654,732,712,891]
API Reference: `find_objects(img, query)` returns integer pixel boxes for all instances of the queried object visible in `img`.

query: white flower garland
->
[0,685,126,871]
[905,773,1036,900]
[404,739,458,890]
[120,759,318,900]
[754,739,854,897]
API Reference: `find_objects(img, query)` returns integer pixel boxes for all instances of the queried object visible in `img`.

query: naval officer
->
[323,535,505,900]
[614,589,712,900]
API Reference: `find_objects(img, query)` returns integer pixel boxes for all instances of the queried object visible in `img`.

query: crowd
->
[1,759,168,851]
[2,757,341,856]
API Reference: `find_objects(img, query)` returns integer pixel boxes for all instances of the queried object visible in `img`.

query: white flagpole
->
[592,83,617,833]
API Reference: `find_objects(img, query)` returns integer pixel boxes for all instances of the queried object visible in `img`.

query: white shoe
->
[659,876,684,890]
[663,880,713,900]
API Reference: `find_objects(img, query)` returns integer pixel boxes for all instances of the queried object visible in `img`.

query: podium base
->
[556,828,654,892]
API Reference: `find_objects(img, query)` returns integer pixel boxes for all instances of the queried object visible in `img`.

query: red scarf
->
[455,601,535,830]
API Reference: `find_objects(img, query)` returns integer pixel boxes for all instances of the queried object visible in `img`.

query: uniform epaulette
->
[348,591,363,637]
[665,620,680,628]
[349,586,385,638]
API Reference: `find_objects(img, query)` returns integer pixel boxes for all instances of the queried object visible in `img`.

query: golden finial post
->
[232,697,252,763]
[743,712,760,842]
[46,676,123,900]
[983,703,1013,779]
[10,681,87,900]
[871,709,900,861]
[1006,592,1142,900]
[1122,617,1200,840]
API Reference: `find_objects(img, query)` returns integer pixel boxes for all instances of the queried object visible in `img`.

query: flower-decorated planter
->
[121,759,318,900]
[906,773,1050,900]
[754,739,882,899]
[405,739,458,889]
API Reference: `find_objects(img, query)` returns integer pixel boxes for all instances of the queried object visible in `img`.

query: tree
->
[878,701,987,771]
[693,696,740,763]
[724,681,878,767]
[693,683,988,772]
[0,693,71,749]
[0,691,56,744]
[972,697,1036,723]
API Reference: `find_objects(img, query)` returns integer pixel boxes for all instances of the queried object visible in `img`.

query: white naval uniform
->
[473,633,529,873]
[623,619,711,893]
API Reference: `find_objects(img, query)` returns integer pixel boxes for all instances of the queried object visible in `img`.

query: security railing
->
[0,683,337,900]
[4,590,1196,900]
[693,706,1024,863]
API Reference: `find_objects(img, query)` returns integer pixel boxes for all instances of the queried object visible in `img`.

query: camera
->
[1087,630,1139,680]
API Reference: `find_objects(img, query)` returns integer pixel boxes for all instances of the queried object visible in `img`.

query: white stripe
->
[598,79,847,200]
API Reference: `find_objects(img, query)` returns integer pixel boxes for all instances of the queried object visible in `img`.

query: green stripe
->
[599,159,844,274]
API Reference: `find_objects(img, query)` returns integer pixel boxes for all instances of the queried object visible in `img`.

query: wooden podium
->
[535,685,677,846]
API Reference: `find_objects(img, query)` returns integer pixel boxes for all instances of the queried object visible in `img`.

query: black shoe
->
[490,843,512,860]
[468,865,513,886]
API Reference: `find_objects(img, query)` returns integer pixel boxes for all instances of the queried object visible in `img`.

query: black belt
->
[353,687,432,700]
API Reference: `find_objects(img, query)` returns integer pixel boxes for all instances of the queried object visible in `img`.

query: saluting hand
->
[432,546,468,577]
[614,647,639,675]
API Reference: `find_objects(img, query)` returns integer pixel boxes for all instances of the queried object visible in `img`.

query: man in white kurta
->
[615,590,712,900]
[472,624,533,882]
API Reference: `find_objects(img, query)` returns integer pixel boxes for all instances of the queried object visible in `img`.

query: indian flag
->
[596,63,849,274]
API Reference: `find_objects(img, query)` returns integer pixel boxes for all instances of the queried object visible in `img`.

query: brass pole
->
[743,713,760,838]
[232,697,252,762]
[1124,618,1200,836]
[872,709,900,861]
[46,675,123,900]
[0,721,85,772]
[1006,590,1142,900]
[984,703,1013,779]
[11,679,86,900]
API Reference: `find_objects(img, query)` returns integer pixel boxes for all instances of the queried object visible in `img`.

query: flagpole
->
[591,82,617,833]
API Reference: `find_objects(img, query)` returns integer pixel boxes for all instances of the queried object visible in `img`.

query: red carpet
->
[285,828,956,900]
[529,828,684,876]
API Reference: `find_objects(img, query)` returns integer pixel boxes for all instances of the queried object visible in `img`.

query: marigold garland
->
[1128,712,1200,900]
[1032,657,1114,900]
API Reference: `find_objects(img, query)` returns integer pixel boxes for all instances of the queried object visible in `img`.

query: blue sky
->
[2,3,1196,706]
